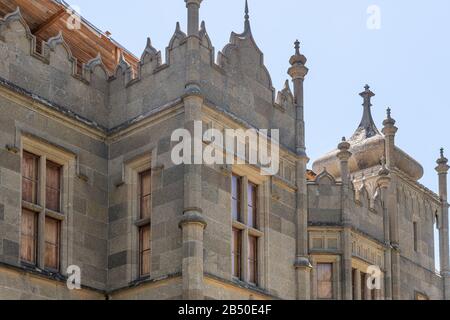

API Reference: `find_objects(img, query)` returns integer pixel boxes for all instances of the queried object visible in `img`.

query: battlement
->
[0,3,298,150]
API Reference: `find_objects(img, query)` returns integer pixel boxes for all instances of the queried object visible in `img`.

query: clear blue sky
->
[66,0,449,195]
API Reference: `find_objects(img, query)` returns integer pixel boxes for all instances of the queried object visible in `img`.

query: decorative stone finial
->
[437,148,449,165]
[294,39,300,55]
[436,148,449,174]
[337,137,352,161]
[383,107,396,127]
[289,40,307,66]
[245,0,249,21]
[141,37,159,61]
[349,85,380,140]
[244,0,251,33]
[288,40,308,83]
[360,84,375,108]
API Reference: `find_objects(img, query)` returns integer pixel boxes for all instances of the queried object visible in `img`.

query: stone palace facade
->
[0,0,448,300]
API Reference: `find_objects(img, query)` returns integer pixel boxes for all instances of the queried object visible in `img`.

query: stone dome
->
[312,86,423,181]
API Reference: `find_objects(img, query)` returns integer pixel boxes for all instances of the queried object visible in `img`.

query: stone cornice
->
[392,168,441,205]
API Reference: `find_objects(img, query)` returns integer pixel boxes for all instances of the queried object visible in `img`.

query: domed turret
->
[312,85,424,181]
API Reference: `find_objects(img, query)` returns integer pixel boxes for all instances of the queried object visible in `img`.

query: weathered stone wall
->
[0,91,108,292]
[0,12,110,128]
[0,265,104,300]
[396,180,439,273]
[308,180,342,225]
[400,257,443,300]
[107,111,185,291]
[109,277,182,300]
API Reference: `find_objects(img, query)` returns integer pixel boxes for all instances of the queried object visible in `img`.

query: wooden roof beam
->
[31,7,66,36]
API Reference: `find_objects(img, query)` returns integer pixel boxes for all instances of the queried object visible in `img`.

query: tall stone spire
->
[244,0,251,33]
[350,85,380,141]
[185,0,203,36]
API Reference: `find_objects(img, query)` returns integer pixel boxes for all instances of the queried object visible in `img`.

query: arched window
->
[434,212,440,272]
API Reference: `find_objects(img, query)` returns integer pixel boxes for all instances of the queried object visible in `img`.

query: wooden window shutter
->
[22,152,39,204]
[46,161,62,212]
[139,225,151,277]
[44,217,60,271]
[20,209,38,264]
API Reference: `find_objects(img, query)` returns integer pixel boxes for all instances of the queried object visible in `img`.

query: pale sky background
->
[65,0,449,265]
[65,0,449,193]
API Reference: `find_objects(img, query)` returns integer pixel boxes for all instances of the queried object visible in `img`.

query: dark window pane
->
[247,183,257,229]
[231,175,241,221]
[139,170,152,219]
[317,263,333,299]
[232,228,241,279]
[248,236,258,284]
[45,217,60,271]
[20,209,37,264]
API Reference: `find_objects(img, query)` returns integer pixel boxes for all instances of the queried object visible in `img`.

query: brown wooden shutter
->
[139,170,152,220]
[317,263,333,299]
[248,235,258,284]
[46,161,61,212]
[22,152,39,204]
[139,225,151,277]
[44,217,60,271]
[232,228,242,279]
[20,209,38,264]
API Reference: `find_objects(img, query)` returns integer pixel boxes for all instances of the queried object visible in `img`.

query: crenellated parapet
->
[0,3,302,149]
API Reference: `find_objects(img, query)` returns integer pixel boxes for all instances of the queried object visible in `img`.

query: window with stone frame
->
[20,137,74,273]
[317,263,333,299]
[138,169,152,277]
[231,173,264,286]
[124,153,153,282]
